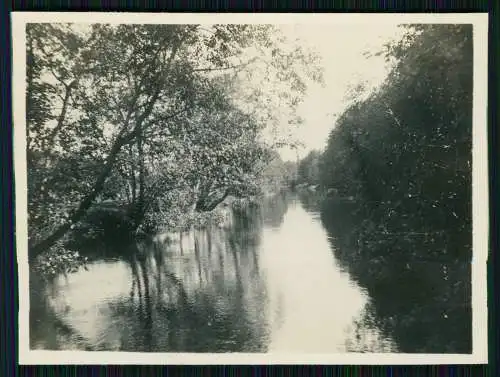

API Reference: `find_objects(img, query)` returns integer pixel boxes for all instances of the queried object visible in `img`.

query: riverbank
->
[31,188,285,278]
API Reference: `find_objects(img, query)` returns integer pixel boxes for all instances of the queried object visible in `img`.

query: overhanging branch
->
[193,57,258,73]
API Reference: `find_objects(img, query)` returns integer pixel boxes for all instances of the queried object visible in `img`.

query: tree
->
[27,23,323,260]
[297,150,322,185]
[318,24,473,353]
[321,24,472,238]
[258,151,297,194]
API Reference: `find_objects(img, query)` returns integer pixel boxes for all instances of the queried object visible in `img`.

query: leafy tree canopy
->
[27,23,323,260]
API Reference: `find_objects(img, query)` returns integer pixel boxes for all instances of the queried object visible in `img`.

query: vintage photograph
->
[15,13,488,364]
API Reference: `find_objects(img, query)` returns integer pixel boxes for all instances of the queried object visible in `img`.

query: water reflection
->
[260,199,395,353]
[320,198,472,353]
[31,192,399,353]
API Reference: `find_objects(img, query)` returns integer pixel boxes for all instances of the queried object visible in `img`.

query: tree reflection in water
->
[318,198,472,354]
[107,221,270,352]
[31,196,292,352]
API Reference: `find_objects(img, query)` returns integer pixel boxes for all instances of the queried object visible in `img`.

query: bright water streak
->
[260,199,391,352]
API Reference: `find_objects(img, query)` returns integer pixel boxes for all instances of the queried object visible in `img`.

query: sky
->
[275,23,405,161]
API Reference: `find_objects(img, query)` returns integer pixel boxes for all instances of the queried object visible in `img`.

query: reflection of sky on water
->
[44,261,134,350]
[260,199,395,352]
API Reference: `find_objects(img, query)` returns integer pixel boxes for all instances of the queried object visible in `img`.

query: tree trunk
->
[195,188,230,212]
[29,135,127,260]
[135,120,146,226]
[129,144,137,204]
[46,80,77,146]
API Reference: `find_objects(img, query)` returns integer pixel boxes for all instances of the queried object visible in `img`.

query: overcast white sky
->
[276,23,405,161]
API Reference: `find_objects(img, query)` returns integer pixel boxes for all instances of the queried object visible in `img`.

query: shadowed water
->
[31,191,468,353]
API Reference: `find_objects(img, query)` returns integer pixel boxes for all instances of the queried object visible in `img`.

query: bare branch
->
[45,79,77,145]
[193,56,258,73]
[133,32,190,131]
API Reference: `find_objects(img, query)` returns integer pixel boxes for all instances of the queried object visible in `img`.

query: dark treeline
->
[296,150,321,186]
[297,24,473,352]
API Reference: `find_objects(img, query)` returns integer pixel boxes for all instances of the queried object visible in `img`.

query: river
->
[30,191,469,353]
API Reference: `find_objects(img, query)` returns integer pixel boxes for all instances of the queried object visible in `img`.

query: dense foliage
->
[27,23,322,265]
[297,150,321,186]
[315,24,473,352]
[320,24,472,255]
[259,151,297,194]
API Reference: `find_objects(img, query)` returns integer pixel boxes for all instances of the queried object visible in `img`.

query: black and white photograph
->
[14,13,488,364]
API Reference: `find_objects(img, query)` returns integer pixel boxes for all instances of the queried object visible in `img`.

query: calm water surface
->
[30,193,398,352]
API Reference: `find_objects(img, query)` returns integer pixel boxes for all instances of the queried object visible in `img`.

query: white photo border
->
[12,12,489,365]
